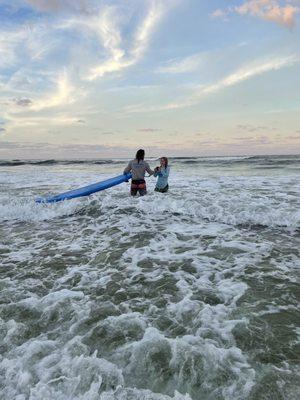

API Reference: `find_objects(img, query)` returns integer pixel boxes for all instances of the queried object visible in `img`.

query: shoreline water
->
[0,156,262,164]
[0,155,299,399]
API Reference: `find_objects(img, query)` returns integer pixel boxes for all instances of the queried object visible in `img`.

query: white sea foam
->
[0,160,299,399]
[1,171,299,231]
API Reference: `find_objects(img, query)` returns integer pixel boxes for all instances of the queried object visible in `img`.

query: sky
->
[0,0,300,159]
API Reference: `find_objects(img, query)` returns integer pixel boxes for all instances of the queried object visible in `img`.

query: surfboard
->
[36,173,132,203]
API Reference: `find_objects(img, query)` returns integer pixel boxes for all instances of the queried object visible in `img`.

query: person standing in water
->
[123,149,154,196]
[154,157,170,193]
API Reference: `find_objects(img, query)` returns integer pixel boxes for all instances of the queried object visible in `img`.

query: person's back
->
[123,149,154,196]
[125,159,152,180]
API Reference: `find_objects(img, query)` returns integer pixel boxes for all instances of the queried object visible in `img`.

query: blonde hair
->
[160,157,168,168]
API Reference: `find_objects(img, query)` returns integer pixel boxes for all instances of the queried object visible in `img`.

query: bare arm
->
[123,161,132,174]
[145,162,154,176]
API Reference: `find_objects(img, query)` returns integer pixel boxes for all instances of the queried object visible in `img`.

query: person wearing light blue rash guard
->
[154,157,170,193]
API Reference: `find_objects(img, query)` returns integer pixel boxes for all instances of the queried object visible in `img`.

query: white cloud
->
[54,1,171,80]
[131,1,164,58]
[30,70,77,111]
[156,53,204,74]
[124,54,299,112]
[85,7,133,79]
[87,1,168,80]
[0,30,27,69]
[211,9,228,19]
[1,70,78,120]
[0,23,60,74]
[201,54,297,95]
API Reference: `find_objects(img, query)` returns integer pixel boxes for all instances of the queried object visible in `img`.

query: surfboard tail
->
[36,173,132,204]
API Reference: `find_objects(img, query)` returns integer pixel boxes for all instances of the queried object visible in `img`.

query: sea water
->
[0,155,299,400]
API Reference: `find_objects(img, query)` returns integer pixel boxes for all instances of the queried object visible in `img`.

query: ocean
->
[0,155,299,400]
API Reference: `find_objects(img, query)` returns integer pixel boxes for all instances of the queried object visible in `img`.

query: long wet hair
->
[160,157,168,169]
[136,149,145,163]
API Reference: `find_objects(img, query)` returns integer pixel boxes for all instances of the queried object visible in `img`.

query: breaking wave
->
[1,155,299,168]
[0,160,299,400]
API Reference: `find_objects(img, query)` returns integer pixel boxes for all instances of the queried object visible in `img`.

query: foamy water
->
[0,156,299,399]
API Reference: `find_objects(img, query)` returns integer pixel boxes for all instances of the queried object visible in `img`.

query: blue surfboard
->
[36,173,132,203]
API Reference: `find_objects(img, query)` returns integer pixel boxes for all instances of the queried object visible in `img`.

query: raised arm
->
[123,161,132,174]
[145,162,154,176]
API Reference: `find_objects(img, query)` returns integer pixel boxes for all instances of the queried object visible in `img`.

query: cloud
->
[0,71,78,123]
[0,30,28,69]
[0,127,6,132]
[54,1,171,80]
[212,0,299,28]
[85,7,132,79]
[1,69,82,132]
[125,54,298,113]
[237,124,275,132]
[13,98,33,107]
[85,1,169,80]
[286,135,300,140]
[4,114,83,130]
[25,0,95,13]
[156,53,203,74]
[236,0,299,28]
[200,55,297,95]
[193,138,221,146]
[0,24,56,72]
[138,128,162,132]
[211,9,228,19]
[31,70,76,111]
[0,140,166,158]
[233,135,272,145]
[212,135,276,148]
